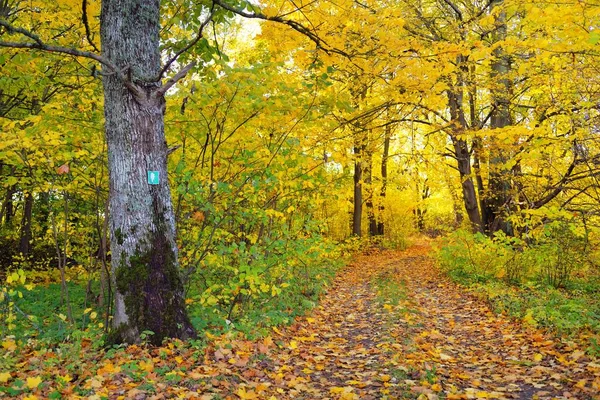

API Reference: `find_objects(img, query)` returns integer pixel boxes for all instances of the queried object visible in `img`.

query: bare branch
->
[156,62,196,97]
[82,0,100,52]
[0,18,43,45]
[532,158,579,208]
[0,37,119,73]
[465,0,494,25]
[0,18,195,101]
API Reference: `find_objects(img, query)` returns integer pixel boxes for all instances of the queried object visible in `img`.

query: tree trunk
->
[18,192,33,256]
[472,138,490,226]
[444,172,464,227]
[352,143,364,237]
[1,184,14,226]
[101,0,195,344]
[485,1,513,235]
[37,191,51,237]
[377,125,390,236]
[364,145,378,236]
[448,87,483,233]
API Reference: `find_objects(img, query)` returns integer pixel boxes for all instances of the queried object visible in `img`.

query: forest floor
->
[6,241,600,399]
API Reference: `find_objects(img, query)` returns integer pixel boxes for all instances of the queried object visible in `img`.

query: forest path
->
[208,241,600,399]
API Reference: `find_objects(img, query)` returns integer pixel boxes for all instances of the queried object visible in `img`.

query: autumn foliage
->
[1,0,600,398]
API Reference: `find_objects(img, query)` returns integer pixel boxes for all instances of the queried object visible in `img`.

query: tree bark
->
[352,143,363,237]
[101,0,195,344]
[485,0,513,234]
[448,87,483,233]
[1,184,14,226]
[364,143,378,236]
[18,192,33,255]
[377,124,390,236]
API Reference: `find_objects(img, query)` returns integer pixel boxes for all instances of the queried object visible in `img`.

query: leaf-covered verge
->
[0,238,347,398]
[437,218,600,343]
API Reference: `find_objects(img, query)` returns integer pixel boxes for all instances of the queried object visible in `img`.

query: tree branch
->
[82,0,100,52]
[0,18,42,45]
[441,0,462,21]
[158,6,215,80]
[0,18,196,101]
[532,158,578,208]
[0,19,119,72]
[156,62,197,97]
[211,0,350,58]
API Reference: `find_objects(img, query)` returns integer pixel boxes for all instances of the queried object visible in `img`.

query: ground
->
[6,241,600,399]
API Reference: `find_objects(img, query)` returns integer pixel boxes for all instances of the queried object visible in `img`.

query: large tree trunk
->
[101,0,196,344]
[1,184,14,226]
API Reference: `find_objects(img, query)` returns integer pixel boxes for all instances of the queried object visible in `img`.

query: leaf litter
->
[3,240,600,399]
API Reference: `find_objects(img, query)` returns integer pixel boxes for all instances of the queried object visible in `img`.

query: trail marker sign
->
[148,171,160,185]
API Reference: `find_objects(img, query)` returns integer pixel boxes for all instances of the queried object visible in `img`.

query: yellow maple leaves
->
[0,372,11,383]
[26,376,42,389]
[1,339,16,352]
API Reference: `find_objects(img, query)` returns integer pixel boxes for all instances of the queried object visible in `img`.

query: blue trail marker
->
[148,171,160,185]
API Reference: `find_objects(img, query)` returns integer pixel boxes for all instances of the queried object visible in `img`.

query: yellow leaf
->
[0,372,11,383]
[288,340,298,350]
[90,312,98,320]
[83,308,92,314]
[236,387,258,399]
[2,339,16,352]
[533,353,543,362]
[139,361,154,372]
[23,395,38,400]
[330,386,358,399]
[26,376,42,389]
[523,312,537,327]
[272,327,283,336]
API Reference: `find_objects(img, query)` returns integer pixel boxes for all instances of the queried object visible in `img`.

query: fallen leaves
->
[26,376,42,389]
[0,372,10,383]
[2,241,600,398]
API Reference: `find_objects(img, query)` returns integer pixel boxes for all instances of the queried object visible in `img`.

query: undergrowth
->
[1,236,347,353]
[437,224,600,350]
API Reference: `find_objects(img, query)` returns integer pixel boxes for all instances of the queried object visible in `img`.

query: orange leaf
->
[57,163,70,175]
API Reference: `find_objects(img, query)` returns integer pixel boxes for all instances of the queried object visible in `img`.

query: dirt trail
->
[386,243,600,399]
[213,241,600,399]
